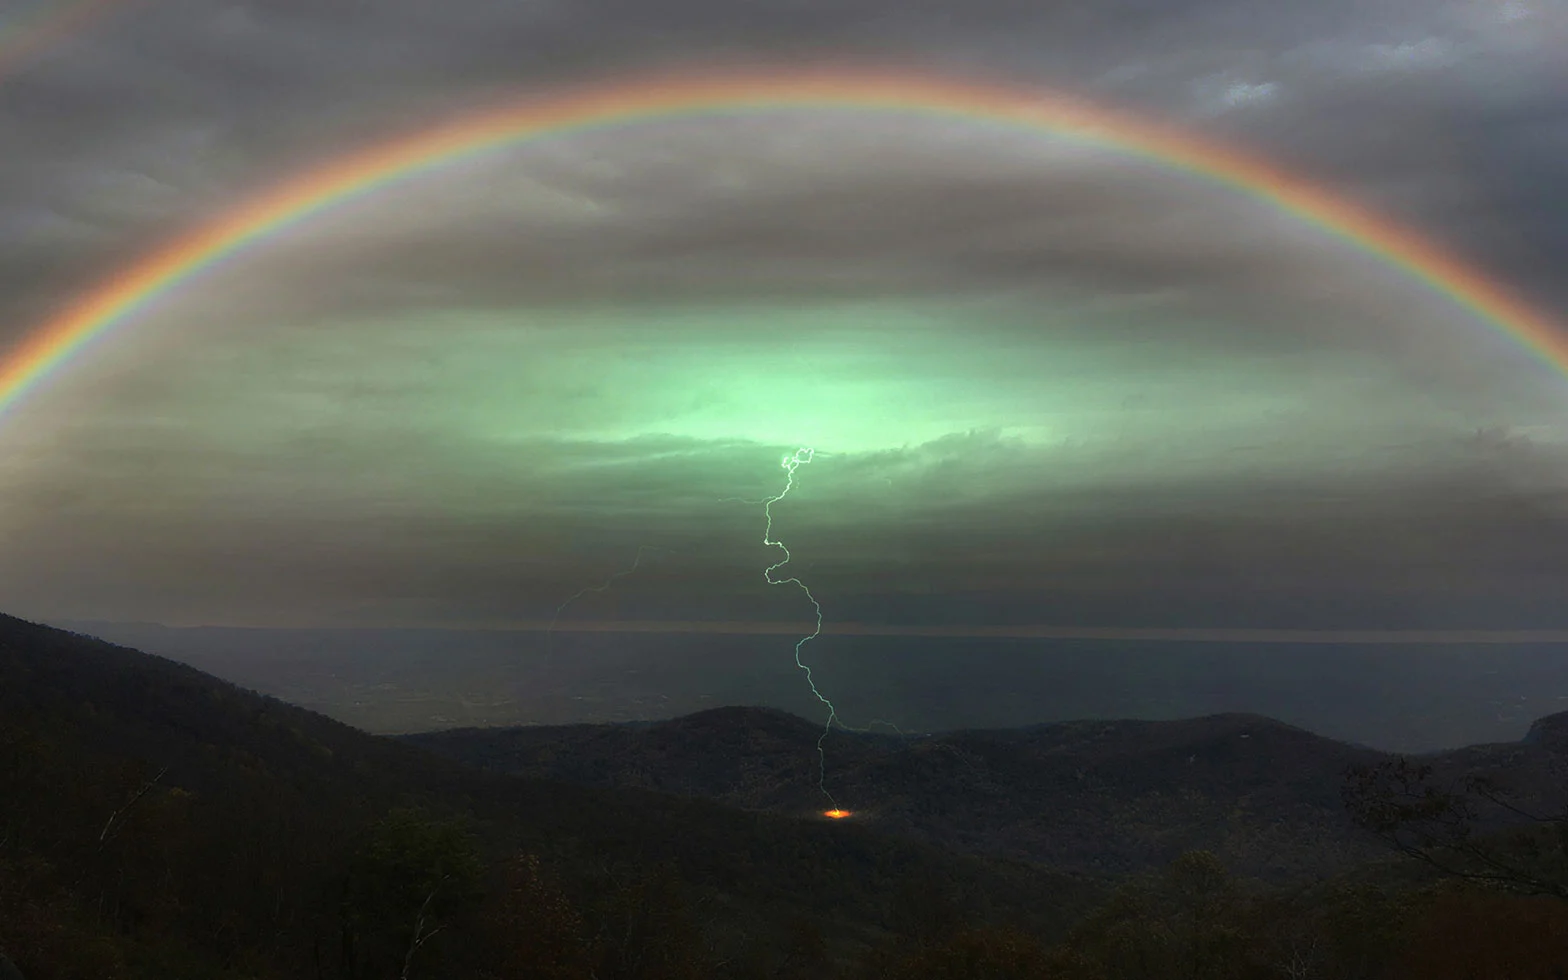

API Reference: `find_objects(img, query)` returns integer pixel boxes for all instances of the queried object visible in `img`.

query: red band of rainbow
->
[3,66,1564,420]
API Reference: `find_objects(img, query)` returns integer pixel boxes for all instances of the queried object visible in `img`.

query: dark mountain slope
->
[406,705,1568,883]
[0,615,1098,977]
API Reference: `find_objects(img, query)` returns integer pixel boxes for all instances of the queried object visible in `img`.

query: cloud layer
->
[0,0,1564,626]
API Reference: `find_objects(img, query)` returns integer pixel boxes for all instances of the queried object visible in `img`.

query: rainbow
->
[0,0,123,79]
[4,65,1565,420]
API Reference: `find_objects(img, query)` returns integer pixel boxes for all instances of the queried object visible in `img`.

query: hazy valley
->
[66,620,1568,752]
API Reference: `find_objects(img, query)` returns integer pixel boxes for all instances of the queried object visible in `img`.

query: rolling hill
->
[0,614,1097,977]
[9,610,1568,977]
[405,703,1568,883]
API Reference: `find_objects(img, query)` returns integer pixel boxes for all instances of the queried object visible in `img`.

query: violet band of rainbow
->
[3,65,1565,422]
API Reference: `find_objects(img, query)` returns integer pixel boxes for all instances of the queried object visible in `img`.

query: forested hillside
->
[409,703,1568,886]
[4,614,1568,978]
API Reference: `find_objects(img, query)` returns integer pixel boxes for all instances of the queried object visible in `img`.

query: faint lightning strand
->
[543,545,669,655]
[855,718,908,736]
[840,717,984,780]
[761,447,840,809]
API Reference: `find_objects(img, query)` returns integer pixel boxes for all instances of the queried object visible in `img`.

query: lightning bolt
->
[760,447,841,808]
[544,544,669,654]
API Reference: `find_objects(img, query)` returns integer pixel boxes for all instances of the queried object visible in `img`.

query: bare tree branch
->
[400,874,449,980]
[97,765,168,851]
[1343,759,1568,899]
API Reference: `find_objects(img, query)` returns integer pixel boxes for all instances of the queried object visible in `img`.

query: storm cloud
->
[0,0,1564,627]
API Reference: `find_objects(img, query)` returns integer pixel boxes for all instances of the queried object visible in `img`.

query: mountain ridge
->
[406,703,1568,882]
[1,612,1100,975]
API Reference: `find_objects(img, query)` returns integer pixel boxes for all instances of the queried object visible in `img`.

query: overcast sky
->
[0,0,1565,629]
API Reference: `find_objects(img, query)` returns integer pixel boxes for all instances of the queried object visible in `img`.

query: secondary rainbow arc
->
[0,0,124,79]
[3,65,1566,421]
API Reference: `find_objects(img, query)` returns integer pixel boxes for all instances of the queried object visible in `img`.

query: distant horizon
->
[57,615,1568,753]
[56,616,1568,645]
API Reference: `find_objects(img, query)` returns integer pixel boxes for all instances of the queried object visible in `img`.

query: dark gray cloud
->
[0,0,1564,627]
[1,0,1560,311]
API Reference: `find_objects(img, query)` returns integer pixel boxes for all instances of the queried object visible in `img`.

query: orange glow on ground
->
[823,809,852,819]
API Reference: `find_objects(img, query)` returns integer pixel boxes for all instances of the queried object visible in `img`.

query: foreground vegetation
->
[3,614,1568,978]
